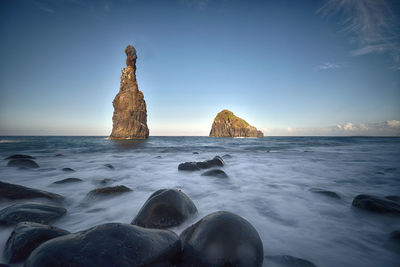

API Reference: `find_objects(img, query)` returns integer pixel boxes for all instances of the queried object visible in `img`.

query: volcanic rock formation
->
[110,45,149,139]
[209,109,264,138]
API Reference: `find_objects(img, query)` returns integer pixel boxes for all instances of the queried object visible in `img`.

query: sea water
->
[0,136,399,267]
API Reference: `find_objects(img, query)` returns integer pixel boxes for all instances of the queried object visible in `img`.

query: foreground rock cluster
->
[2,153,399,266]
[209,109,263,138]
[110,45,149,139]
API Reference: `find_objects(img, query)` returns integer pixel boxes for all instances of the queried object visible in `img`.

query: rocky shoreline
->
[1,153,399,266]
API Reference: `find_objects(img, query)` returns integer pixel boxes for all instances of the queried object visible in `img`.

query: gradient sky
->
[0,0,399,136]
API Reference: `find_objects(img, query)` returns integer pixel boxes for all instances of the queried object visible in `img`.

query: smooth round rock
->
[86,185,132,198]
[201,169,228,178]
[264,255,317,267]
[180,211,264,267]
[0,202,67,225]
[61,168,75,172]
[24,223,180,267]
[309,188,340,199]
[5,222,70,263]
[132,189,197,229]
[5,154,35,160]
[53,178,83,184]
[0,181,64,202]
[104,164,114,169]
[7,159,39,169]
[352,194,400,215]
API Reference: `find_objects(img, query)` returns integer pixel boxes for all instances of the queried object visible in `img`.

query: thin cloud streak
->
[318,62,340,70]
[318,0,400,61]
[34,1,56,13]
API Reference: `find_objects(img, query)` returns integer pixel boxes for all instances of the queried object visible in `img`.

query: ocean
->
[0,136,399,266]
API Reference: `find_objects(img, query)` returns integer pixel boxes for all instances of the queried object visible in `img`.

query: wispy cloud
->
[262,120,400,136]
[318,0,400,61]
[318,62,341,70]
[34,0,56,13]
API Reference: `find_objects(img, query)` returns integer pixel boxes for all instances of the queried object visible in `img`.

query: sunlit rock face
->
[110,45,149,139]
[209,109,263,138]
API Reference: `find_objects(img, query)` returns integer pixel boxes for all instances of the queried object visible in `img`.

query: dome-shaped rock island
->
[209,109,264,138]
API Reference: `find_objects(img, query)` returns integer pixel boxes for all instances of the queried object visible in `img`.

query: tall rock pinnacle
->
[110,45,149,139]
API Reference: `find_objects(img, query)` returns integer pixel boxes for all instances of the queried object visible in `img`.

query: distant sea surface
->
[1,136,400,266]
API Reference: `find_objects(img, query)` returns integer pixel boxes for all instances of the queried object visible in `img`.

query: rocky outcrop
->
[178,156,224,171]
[352,194,400,215]
[110,45,149,139]
[209,109,263,138]
[0,181,64,202]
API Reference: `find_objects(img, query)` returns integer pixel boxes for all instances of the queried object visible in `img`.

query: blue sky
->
[0,0,399,136]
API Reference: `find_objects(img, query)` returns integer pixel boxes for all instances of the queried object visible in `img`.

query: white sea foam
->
[0,136,399,266]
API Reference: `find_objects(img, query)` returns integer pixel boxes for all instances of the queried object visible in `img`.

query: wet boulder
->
[132,189,197,229]
[24,223,180,267]
[5,154,35,160]
[263,255,317,267]
[180,211,264,267]
[61,168,75,172]
[0,181,64,202]
[385,195,400,203]
[86,185,132,198]
[53,178,83,184]
[178,156,224,171]
[104,164,114,169]
[352,194,400,215]
[201,169,228,178]
[384,230,400,254]
[0,202,66,225]
[309,188,341,199]
[4,222,70,263]
[7,159,39,169]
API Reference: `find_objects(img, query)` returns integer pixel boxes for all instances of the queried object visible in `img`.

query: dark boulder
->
[309,188,340,199]
[384,230,400,254]
[61,168,75,172]
[0,181,64,202]
[264,255,317,267]
[104,164,114,169]
[352,195,400,215]
[0,202,66,225]
[85,185,132,199]
[7,159,39,169]
[180,211,263,267]
[24,223,180,267]
[132,189,197,229]
[5,154,35,160]
[178,156,224,171]
[201,169,228,178]
[55,154,63,157]
[53,178,83,184]
[4,221,69,263]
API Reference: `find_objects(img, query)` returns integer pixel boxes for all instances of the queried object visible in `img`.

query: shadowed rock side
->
[209,110,263,138]
[110,45,149,139]
[132,189,197,229]
[24,223,180,267]
[180,211,263,267]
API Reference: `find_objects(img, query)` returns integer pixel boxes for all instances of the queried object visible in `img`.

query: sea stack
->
[209,109,263,138]
[110,45,149,139]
